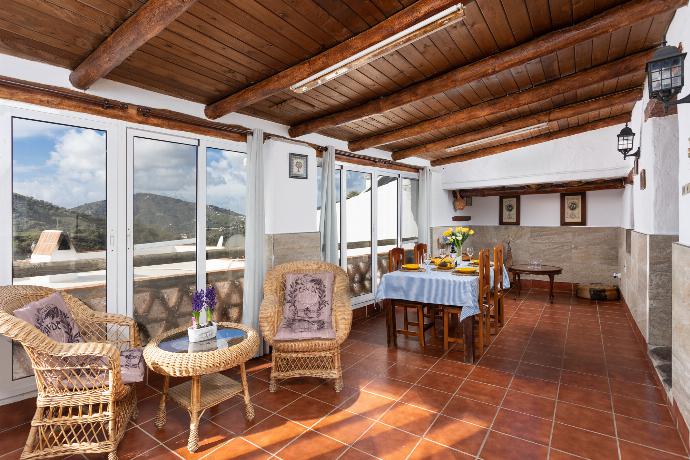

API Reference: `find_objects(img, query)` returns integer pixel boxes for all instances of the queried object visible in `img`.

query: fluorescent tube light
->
[290,4,465,94]
[445,123,550,153]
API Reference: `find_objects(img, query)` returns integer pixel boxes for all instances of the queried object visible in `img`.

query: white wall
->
[455,189,623,227]
[666,5,690,245]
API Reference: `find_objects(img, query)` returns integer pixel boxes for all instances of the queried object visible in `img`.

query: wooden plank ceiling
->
[0,0,681,164]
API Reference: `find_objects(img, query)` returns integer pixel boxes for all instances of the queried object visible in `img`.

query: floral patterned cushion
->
[14,293,83,344]
[274,272,335,340]
[119,347,145,384]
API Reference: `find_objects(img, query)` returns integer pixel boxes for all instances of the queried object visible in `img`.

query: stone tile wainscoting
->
[431,225,620,292]
[672,242,690,451]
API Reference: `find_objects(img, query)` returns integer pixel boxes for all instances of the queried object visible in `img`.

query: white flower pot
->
[187,322,217,343]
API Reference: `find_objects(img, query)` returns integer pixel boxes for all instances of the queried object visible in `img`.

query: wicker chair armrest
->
[333,298,352,345]
[259,289,281,346]
[89,311,141,347]
[50,341,120,363]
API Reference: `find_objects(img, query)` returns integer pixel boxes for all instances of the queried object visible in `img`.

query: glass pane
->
[206,147,246,323]
[346,171,372,296]
[376,176,397,283]
[402,178,420,263]
[12,118,107,380]
[132,137,197,342]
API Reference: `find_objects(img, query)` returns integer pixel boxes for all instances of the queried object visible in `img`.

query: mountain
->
[13,193,245,258]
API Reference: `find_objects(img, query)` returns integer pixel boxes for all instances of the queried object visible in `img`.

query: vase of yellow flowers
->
[442,226,475,261]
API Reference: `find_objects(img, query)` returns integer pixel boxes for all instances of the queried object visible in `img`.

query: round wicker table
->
[143,322,259,452]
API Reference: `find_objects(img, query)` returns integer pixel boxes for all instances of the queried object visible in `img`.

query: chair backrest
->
[388,247,405,272]
[493,244,504,291]
[413,243,428,264]
[478,248,491,302]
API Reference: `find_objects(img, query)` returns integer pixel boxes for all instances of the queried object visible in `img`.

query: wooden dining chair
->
[388,248,435,348]
[443,248,490,356]
[479,248,493,347]
[413,242,428,264]
[490,244,506,333]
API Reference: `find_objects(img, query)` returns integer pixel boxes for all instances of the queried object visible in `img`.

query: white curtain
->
[243,128,267,353]
[418,166,432,246]
[319,146,338,264]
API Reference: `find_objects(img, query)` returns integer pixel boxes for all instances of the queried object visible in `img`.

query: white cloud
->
[13,118,72,139]
[133,137,197,203]
[206,149,246,214]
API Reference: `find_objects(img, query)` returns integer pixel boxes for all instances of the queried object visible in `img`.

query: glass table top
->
[159,326,247,354]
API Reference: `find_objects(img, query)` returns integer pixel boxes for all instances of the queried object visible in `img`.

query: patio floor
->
[0,288,687,460]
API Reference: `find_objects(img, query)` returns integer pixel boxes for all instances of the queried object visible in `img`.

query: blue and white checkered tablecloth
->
[376,262,511,322]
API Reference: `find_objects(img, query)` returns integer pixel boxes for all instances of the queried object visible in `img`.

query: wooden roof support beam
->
[204,0,463,120]
[350,50,650,153]
[69,0,199,90]
[290,0,686,138]
[454,177,627,197]
[431,113,631,166]
[391,88,642,160]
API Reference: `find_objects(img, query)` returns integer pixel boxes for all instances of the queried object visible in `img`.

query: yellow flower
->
[469,229,475,235]
[443,229,452,237]
[461,227,469,233]
[454,226,461,233]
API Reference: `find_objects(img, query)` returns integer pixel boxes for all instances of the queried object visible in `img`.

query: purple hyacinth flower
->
[205,286,217,312]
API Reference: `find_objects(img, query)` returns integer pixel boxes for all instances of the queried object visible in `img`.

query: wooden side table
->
[143,323,259,452]
[508,264,563,303]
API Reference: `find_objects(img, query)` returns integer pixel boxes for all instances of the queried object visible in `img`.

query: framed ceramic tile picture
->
[499,196,520,225]
[560,192,587,226]
[289,152,308,179]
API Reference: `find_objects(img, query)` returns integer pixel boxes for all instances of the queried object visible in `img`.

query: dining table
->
[376,261,510,363]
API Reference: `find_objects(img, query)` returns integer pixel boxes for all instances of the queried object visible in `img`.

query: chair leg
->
[443,309,449,351]
[476,311,484,353]
[428,306,437,343]
[498,295,505,327]
[403,306,409,330]
[417,306,426,348]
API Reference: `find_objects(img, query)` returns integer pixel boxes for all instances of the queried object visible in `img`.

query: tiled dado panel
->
[619,230,676,346]
[672,242,690,441]
[431,225,619,285]
[266,232,321,267]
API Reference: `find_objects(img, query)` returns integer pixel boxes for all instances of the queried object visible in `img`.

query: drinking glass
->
[466,247,474,262]
[423,252,431,272]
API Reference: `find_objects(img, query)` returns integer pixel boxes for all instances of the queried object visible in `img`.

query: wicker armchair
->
[259,261,352,392]
[0,286,140,460]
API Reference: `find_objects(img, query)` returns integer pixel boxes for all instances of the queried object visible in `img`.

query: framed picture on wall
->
[289,152,308,179]
[560,192,587,226]
[499,196,520,225]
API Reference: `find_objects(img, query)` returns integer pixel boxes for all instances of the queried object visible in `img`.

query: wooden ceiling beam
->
[289,0,686,138]
[350,50,650,153]
[203,0,463,120]
[431,113,631,166]
[391,88,641,160]
[454,177,627,197]
[69,0,199,90]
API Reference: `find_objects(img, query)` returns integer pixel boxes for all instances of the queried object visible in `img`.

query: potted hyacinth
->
[188,286,218,343]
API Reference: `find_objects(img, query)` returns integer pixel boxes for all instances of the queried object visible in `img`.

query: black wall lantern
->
[617,123,639,160]
[646,42,688,111]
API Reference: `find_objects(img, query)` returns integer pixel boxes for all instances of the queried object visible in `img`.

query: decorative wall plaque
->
[560,192,587,226]
[499,196,520,225]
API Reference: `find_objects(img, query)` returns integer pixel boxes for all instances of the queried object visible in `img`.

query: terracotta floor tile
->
[557,383,612,412]
[458,379,507,405]
[555,402,615,436]
[338,447,378,459]
[502,390,555,419]
[401,385,453,413]
[204,437,271,460]
[509,376,558,399]
[479,430,548,460]
[380,402,437,436]
[276,377,323,394]
[609,379,666,404]
[515,362,561,382]
[476,355,520,373]
[364,377,412,400]
[550,423,619,460]
[140,407,195,443]
[251,388,301,413]
[384,363,427,383]
[277,396,336,427]
[313,409,374,445]
[241,415,307,455]
[522,351,563,368]
[616,414,688,456]
[430,359,473,378]
[131,445,181,459]
[619,440,688,460]
[424,414,487,455]
[548,449,585,460]
[209,404,272,435]
[0,423,29,455]
[276,429,348,459]
[612,394,674,426]
[560,370,610,393]
[442,396,499,428]
[164,424,233,460]
[352,422,420,460]
[340,390,395,420]
[467,367,513,387]
[491,409,552,445]
[409,439,474,459]
[608,365,657,386]
[416,371,463,393]
[0,399,35,433]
